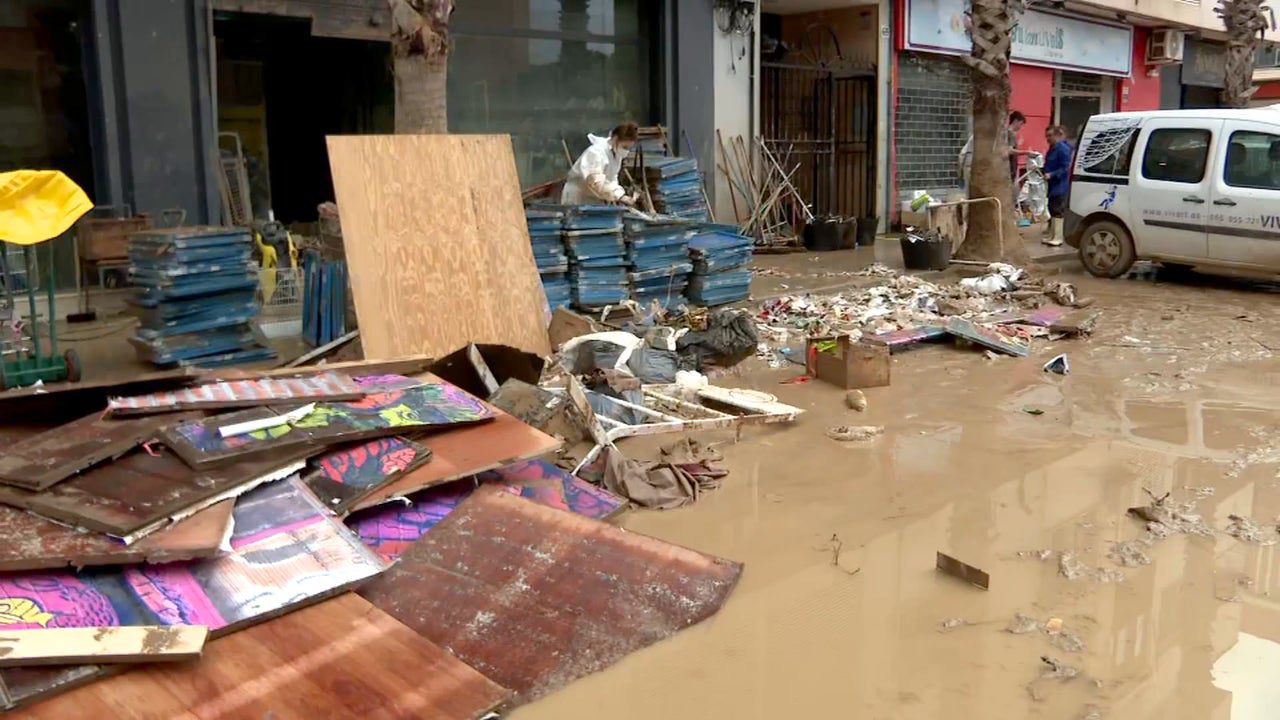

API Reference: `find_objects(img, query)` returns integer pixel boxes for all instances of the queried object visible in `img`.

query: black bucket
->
[856,216,879,247]
[803,217,851,251]
[899,235,951,270]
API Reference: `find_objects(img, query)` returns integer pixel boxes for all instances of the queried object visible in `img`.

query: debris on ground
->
[1022,407,1045,416]
[600,440,729,510]
[827,425,884,442]
[1224,514,1280,545]
[1058,551,1087,580]
[935,551,990,590]
[1050,629,1087,653]
[938,617,971,633]
[1107,539,1153,567]
[1018,549,1054,561]
[1005,613,1043,635]
[844,390,868,411]
[1043,354,1070,375]
[1040,656,1079,680]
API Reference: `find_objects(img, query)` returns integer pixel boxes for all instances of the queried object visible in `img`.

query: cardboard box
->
[806,336,890,389]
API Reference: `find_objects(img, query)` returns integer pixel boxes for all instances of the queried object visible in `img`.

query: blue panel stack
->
[686,224,754,306]
[624,215,693,309]
[525,207,571,311]
[564,205,628,309]
[126,226,276,367]
[643,156,709,222]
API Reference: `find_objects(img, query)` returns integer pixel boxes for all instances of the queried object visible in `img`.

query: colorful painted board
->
[159,379,494,469]
[350,406,562,512]
[1022,304,1070,328]
[346,458,627,562]
[0,446,311,539]
[0,479,386,711]
[13,594,511,720]
[944,317,1031,357]
[104,371,365,416]
[0,501,234,573]
[0,413,189,491]
[304,436,433,516]
[359,487,741,704]
[865,325,948,352]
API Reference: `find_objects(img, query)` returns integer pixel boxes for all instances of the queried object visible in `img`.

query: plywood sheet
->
[0,413,188,491]
[11,594,510,720]
[0,479,386,711]
[350,405,561,512]
[346,458,627,562]
[359,487,741,704]
[326,134,551,360]
[304,436,432,515]
[0,501,234,572]
[0,626,207,667]
[105,371,365,416]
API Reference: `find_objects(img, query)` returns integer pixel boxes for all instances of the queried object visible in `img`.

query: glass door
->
[1055,72,1114,141]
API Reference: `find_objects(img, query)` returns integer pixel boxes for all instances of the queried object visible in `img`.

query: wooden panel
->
[0,626,207,667]
[326,134,551,360]
[12,594,510,720]
[105,371,365,416]
[0,501,233,572]
[350,406,561,512]
[304,436,432,515]
[0,413,189,491]
[359,487,742,704]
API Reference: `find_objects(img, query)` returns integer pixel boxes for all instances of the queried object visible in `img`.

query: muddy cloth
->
[677,311,758,370]
[602,440,729,510]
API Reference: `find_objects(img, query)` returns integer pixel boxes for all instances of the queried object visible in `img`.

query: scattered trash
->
[1039,655,1079,681]
[827,425,884,442]
[844,390,868,412]
[1044,617,1063,632]
[1050,629,1087,653]
[807,336,890,389]
[1043,354,1070,375]
[938,618,971,633]
[1022,407,1045,416]
[1017,549,1054,561]
[1107,539,1152,567]
[935,551,990,590]
[1224,514,1279,545]
[1005,613,1042,634]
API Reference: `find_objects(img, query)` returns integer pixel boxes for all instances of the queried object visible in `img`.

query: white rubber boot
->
[1043,218,1064,247]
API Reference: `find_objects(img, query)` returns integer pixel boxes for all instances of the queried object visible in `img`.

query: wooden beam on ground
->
[0,626,208,667]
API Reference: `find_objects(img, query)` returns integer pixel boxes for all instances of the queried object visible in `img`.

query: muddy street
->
[515,268,1280,720]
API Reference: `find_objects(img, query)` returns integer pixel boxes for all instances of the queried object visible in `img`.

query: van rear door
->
[1207,120,1280,269]
[1130,117,1222,261]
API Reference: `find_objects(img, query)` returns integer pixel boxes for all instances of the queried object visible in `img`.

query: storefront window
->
[449,0,658,188]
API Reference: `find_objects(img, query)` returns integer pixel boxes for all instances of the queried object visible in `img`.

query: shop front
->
[1179,38,1228,108]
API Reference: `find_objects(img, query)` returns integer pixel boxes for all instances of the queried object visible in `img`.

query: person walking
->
[1042,125,1075,247]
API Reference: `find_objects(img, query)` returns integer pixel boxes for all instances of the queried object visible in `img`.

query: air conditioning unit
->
[1147,29,1186,64]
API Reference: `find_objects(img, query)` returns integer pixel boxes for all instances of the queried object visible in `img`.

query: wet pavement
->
[515,261,1280,719]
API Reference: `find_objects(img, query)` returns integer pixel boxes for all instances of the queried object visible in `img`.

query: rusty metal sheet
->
[0,413,189,491]
[104,371,366,416]
[0,501,234,572]
[12,593,510,720]
[0,445,312,539]
[360,486,742,704]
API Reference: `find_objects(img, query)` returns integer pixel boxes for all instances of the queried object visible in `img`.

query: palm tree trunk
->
[1218,0,1269,108]
[958,0,1029,264]
[389,0,454,133]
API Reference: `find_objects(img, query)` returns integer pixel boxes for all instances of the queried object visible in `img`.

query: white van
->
[1066,107,1280,277]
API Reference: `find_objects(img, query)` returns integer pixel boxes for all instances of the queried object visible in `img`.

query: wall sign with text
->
[903,0,1134,77]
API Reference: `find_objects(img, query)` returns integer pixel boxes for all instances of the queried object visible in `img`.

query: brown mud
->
[516,267,1280,720]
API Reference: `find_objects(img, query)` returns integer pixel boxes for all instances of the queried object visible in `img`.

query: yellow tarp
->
[0,171,93,246]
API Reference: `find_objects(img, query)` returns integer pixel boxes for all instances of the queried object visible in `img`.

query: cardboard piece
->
[0,413,190,491]
[427,344,545,401]
[806,336,890,389]
[0,626,208,667]
[548,307,599,350]
[326,134,551,360]
[13,595,511,720]
[360,487,741,704]
[0,479,386,711]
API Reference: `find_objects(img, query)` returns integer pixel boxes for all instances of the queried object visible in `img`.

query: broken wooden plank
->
[0,413,191,491]
[12,594,510,720]
[0,626,208,667]
[279,329,360,368]
[104,371,365,417]
[359,486,741,704]
[936,551,990,590]
[304,436,433,515]
[0,501,234,573]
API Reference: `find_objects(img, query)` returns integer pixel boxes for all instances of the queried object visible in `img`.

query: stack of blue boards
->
[625,214,693,309]
[564,205,628,309]
[126,226,276,367]
[525,207,571,311]
[643,156,709,222]
[301,253,348,348]
[686,224,753,306]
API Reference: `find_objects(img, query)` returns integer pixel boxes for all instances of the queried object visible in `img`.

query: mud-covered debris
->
[827,425,884,442]
[938,617,970,633]
[1044,617,1063,632]
[1190,486,1216,499]
[1224,514,1279,545]
[1040,655,1080,680]
[1018,549,1054,561]
[1107,539,1152,567]
[1080,704,1105,720]
[1022,407,1045,416]
[1128,490,1213,537]
[1042,354,1070,375]
[1058,551,1087,580]
[1050,630,1087,653]
[1093,567,1126,584]
[844,390,867,412]
[1005,613,1042,635]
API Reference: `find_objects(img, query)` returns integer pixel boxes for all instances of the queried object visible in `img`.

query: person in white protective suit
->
[560,122,640,206]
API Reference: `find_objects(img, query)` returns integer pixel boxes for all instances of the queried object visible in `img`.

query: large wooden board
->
[0,626,207,667]
[11,594,510,720]
[360,487,742,704]
[326,134,551,360]
[0,413,189,491]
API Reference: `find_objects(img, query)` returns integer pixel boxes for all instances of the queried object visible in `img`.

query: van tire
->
[1079,220,1135,278]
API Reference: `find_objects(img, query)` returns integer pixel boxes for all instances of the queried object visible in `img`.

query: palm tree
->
[958,0,1029,264]
[388,0,455,132]
[1218,0,1269,108]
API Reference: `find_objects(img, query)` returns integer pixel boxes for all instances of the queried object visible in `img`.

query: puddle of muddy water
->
[513,272,1280,720]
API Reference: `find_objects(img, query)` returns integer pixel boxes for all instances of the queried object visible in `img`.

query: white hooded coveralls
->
[560,133,628,205]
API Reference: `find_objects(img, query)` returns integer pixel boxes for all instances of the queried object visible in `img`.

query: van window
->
[1141,128,1211,183]
[1224,130,1280,190]
[1081,127,1137,176]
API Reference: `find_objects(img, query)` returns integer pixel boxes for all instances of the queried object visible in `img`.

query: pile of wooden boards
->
[0,358,743,716]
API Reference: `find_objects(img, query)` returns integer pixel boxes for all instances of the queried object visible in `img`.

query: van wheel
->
[1079,220,1135,278]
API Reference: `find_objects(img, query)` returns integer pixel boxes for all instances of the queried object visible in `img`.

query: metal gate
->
[761,62,876,219]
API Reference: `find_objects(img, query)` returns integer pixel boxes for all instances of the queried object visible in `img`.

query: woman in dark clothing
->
[1042,126,1074,247]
